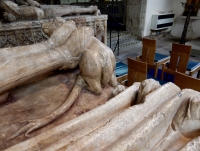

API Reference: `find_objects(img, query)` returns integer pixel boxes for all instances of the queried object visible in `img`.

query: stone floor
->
[108,31,200,78]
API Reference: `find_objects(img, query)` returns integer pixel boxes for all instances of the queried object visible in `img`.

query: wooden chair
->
[127,57,147,86]
[116,58,166,86]
[117,74,128,86]
[136,38,170,78]
[187,60,200,78]
[115,62,128,85]
[174,72,200,92]
[161,43,191,80]
[116,58,147,86]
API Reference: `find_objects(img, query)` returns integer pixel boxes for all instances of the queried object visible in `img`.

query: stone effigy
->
[0,68,116,150]
[0,0,100,22]
[0,17,125,140]
[0,14,107,48]
[2,79,200,151]
[0,0,106,49]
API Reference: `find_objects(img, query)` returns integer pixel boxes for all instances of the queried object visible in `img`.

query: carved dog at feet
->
[0,18,124,139]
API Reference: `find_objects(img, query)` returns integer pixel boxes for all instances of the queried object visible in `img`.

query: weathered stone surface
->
[2,77,200,151]
[0,0,106,49]
[136,79,161,104]
[126,2,142,36]
[180,136,200,151]
[0,16,126,150]
[153,89,200,151]
[0,69,114,150]
[3,82,140,151]
[0,1,100,21]
[110,91,183,151]
[63,82,179,151]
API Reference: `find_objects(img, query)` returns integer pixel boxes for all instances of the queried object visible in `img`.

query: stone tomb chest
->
[0,15,107,48]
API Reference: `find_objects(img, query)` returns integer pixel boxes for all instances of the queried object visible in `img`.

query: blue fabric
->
[154,53,170,62]
[115,62,127,69]
[148,68,174,83]
[187,61,200,71]
[115,62,128,77]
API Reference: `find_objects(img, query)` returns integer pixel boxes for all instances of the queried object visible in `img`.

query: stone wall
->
[126,0,142,37]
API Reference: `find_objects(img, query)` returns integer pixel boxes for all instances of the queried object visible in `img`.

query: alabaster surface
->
[0,17,125,147]
[0,69,114,150]
[0,0,100,22]
[2,79,199,151]
[2,75,200,151]
[2,83,140,151]
[0,1,107,48]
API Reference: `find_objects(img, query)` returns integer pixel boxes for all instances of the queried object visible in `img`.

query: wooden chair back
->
[127,57,147,86]
[169,43,191,73]
[117,74,128,85]
[141,38,156,66]
[174,72,200,92]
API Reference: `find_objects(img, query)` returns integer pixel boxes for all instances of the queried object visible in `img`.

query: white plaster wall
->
[171,0,200,39]
[142,0,174,37]
[173,0,187,18]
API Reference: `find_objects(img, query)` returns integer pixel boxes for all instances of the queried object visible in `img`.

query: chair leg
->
[154,64,159,78]
[161,70,164,80]
[161,64,167,80]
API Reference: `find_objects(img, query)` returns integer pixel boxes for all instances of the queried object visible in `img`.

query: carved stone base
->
[0,15,107,48]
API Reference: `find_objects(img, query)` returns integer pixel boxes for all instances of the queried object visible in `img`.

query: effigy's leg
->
[49,5,100,18]
[0,20,76,94]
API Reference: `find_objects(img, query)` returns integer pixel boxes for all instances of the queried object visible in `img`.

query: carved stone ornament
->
[0,14,107,48]
[0,1,106,48]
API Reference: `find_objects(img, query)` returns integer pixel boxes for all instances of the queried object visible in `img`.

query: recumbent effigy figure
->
[0,0,100,22]
[0,17,125,139]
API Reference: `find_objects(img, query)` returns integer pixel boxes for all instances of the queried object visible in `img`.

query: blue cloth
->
[154,53,170,62]
[147,75,167,85]
[187,61,200,71]
[115,62,128,77]
[115,62,127,69]
[147,69,170,85]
